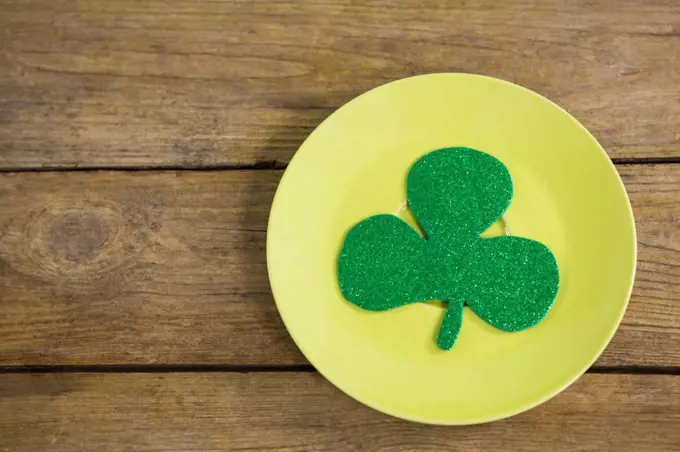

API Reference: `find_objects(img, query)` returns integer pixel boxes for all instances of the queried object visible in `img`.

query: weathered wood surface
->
[1,0,680,169]
[0,373,678,451]
[0,165,677,367]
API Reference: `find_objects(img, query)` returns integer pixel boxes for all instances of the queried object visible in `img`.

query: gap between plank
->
[0,161,288,173]
[611,157,680,165]
[0,157,678,173]
[0,364,678,375]
[0,364,317,374]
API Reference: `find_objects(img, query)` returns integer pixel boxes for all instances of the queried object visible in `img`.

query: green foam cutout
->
[338,147,560,350]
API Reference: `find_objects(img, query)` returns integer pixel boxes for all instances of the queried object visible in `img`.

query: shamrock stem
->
[436,300,464,350]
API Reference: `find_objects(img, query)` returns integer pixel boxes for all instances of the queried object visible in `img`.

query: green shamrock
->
[338,147,559,350]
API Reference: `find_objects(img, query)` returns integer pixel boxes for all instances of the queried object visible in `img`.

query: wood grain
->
[0,373,678,451]
[1,0,680,169]
[0,165,677,367]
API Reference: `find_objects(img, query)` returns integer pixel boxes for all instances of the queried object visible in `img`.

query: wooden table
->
[1,1,679,450]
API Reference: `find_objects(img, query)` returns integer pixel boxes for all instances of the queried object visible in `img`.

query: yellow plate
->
[267,74,636,425]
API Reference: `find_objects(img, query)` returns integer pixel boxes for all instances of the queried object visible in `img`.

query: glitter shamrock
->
[337,147,560,350]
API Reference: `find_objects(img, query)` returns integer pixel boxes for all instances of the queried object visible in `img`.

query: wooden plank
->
[0,165,678,367]
[0,373,678,451]
[602,164,680,367]
[1,0,680,169]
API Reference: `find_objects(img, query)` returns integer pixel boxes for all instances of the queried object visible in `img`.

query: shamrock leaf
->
[338,147,559,350]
